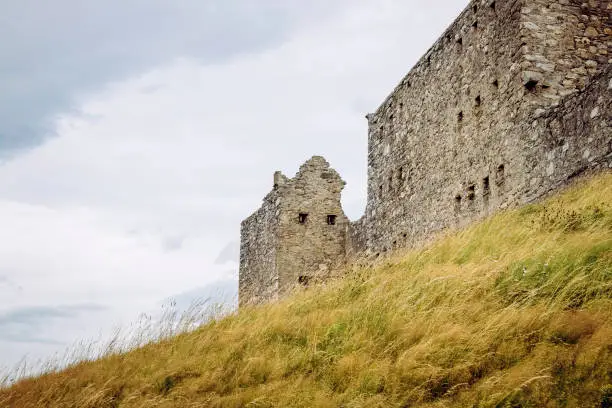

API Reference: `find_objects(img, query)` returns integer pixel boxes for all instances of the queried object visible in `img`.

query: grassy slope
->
[2,173,612,408]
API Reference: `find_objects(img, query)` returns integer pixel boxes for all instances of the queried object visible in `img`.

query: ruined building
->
[239,0,612,306]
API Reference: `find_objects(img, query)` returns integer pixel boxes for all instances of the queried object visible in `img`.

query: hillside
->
[1,173,611,408]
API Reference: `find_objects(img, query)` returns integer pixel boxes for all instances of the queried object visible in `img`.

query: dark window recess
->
[457,37,463,46]
[475,95,482,107]
[458,111,464,122]
[393,240,397,247]
[473,4,478,13]
[402,232,408,239]
[524,79,538,92]
[483,176,490,196]
[490,1,496,11]
[467,185,476,201]
[298,213,308,224]
[454,194,462,213]
[472,20,478,30]
[388,175,393,191]
[298,276,310,286]
[327,215,337,225]
[399,167,404,181]
[496,164,506,186]
[492,79,499,89]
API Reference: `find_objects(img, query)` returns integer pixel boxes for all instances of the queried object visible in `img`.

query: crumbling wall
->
[275,157,349,295]
[239,157,349,305]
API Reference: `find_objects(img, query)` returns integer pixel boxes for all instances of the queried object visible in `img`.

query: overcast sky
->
[0,0,465,373]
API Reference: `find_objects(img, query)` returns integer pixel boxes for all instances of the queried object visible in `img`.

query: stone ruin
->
[239,0,612,306]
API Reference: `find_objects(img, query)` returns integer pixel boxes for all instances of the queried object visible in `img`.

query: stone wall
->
[520,0,611,105]
[239,190,280,307]
[238,0,611,306]
[521,65,612,201]
[240,156,349,305]
[364,0,527,253]
[275,157,349,294]
[362,0,610,254]
[346,217,367,261]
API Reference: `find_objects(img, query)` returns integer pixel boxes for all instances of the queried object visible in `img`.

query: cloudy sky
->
[0,0,465,372]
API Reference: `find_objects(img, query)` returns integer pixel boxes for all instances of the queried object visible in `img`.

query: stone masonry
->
[239,0,611,306]
[239,157,348,306]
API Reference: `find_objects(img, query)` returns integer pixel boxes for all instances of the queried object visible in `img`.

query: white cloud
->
[0,0,465,370]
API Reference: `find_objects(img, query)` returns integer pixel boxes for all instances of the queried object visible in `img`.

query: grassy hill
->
[2,173,611,408]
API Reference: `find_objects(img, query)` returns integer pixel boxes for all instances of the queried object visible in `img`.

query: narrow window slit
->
[298,213,308,224]
[298,276,310,286]
[458,111,464,122]
[475,95,482,107]
[496,164,505,186]
[467,184,476,201]
[454,194,462,213]
[492,79,499,89]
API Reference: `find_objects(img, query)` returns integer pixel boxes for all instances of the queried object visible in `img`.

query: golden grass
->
[2,172,611,408]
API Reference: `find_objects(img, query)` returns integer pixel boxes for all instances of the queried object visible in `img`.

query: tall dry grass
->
[1,173,611,408]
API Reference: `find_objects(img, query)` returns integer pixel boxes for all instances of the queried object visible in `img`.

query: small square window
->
[327,215,337,225]
[298,213,308,224]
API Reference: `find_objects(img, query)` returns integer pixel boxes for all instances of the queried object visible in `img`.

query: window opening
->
[327,215,337,225]
[298,213,308,224]
[524,79,538,93]
[483,176,490,196]
[467,184,476,201]
[454,194,462,214]
[496,164,505,186]
[298,276,310,286]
